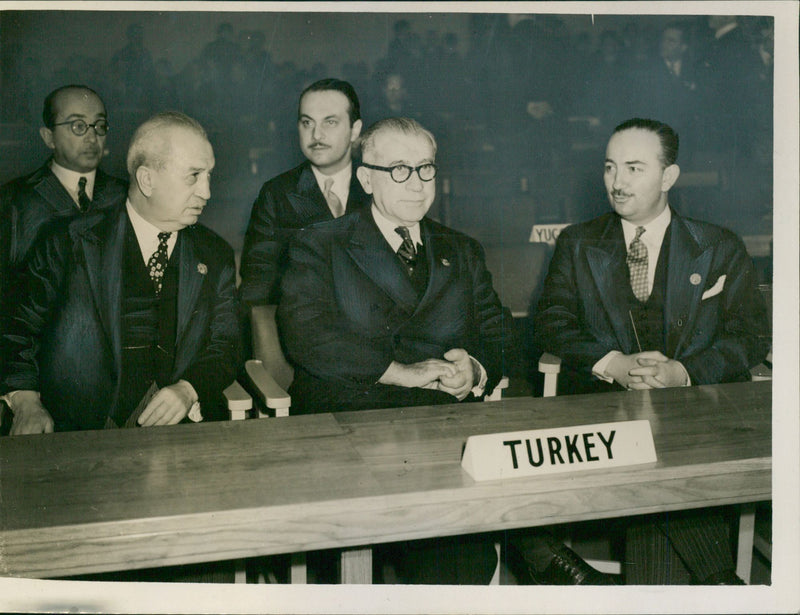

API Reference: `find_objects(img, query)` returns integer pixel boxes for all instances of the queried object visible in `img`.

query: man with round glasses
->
[277,117,512,583]
[0,85,126,320]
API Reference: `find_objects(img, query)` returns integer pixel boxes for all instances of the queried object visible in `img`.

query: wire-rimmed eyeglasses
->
[52,119,110,136]
[361,162,437,183]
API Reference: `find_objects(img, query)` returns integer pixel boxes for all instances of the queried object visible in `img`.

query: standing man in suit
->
[278,117,512,583]
[3,111,240,435]
[239,78,371,306]
[533,118,770,584]
[0,85,127,315]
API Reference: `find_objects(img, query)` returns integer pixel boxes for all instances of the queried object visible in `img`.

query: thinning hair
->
[298,78,361,125]
[126,111,208,178]
[42,85,104,128]
[613,118,679,167]
[359,117,437,161]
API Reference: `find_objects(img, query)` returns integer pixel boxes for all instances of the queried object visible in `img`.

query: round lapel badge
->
[689,273,701,285]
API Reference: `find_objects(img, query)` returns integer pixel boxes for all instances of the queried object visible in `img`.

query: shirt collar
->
[371,205,422,252]
[621,205,671,250]
[50,160,97,203]
[311,162,352,204]
[126,199,178,264]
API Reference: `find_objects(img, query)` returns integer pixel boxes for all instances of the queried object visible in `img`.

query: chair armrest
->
[224,380,253,421]
[245,359,291,417]
[538,353,562,398]
[484,376,509,402]
[538,352,562,374]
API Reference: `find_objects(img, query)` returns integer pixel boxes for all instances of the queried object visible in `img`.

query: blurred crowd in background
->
[0,12,774,250]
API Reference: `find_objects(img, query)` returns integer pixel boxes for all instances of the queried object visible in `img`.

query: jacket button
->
[676,318,684,327]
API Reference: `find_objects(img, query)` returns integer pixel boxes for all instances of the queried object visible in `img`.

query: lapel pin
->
[441,258,450,267]
[197,263,207,275]
[689,273,701,285]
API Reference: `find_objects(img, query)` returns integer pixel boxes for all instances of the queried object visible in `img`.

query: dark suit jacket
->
[0,161,127,317]
[277,209,512,413]
[534,210,770,387]
[239,160,371,306]
[2,202,241,431]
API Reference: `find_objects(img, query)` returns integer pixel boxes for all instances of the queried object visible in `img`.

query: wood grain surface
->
[0,381,771,578]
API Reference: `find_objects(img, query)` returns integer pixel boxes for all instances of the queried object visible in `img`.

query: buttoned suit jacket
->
[239,160,371,306]
[2,201,241,431]
[534,209,770,386]
[277,209,512,412]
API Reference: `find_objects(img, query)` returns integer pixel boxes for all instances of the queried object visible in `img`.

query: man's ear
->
[135,166,154,198]
[39,126,55,150]
[662,164,680,192]
[355,165,372,194]
[350,118,363,143]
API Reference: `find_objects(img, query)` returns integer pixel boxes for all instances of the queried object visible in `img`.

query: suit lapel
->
[584,217,635,352]
[78,208,125,373]
[175,230,205,351]
[664,214,714,356]
[32,165,78,215]
[288,163,331,222]
[347,212,419,313]
[417,220,456,312]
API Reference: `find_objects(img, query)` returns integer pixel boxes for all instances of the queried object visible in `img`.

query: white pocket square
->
[701,275,726,300]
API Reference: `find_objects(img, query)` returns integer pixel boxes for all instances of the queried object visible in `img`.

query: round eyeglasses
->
[361,162,437,183]
[52,119,110,137]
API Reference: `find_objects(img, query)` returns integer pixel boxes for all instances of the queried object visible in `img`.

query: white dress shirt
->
[50,160,96,206]
[311,162,352,210]
[126,199,178,264]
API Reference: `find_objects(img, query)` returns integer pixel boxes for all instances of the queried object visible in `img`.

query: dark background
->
[0,10,773,276]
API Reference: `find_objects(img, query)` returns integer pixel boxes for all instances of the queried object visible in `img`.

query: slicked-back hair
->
[359,117,437,162]
[126,111,208,178]
[613,118,679,167]
[42,85,104,128]
[298,78,361,125]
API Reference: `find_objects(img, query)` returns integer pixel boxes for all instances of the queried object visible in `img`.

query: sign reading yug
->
[461,420,657,482]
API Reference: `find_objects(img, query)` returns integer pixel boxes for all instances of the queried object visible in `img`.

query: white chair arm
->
[245,359,291,417]
[224,380,253,421]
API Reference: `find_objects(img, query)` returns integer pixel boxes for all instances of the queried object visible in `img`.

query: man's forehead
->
[372,130,433,161]
[607,129,661,159]
[167,129,214,168]
[55,90,105,116]
[299,90,350,115]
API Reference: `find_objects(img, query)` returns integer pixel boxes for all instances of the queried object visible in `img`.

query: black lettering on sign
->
[597,430,616,459]
[565,434,583,463]
[547,437,564,465]
[503,440,522,469]
[526,438,544,467]
[583,432,599,461]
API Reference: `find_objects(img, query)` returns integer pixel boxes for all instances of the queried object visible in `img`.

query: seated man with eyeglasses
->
[277,117,514,583]
[0,84,127,323]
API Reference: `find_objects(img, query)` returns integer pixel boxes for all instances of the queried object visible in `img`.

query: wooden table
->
[0,381,771,581]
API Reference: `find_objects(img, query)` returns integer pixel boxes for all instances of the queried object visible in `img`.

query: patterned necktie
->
[627,226,649,302]
[395,226,417,275]
[323,177,344,218]
[77,176,92,212]
[147,232,171,295]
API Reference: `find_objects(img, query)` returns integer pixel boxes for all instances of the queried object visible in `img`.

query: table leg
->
[340,547,372,584]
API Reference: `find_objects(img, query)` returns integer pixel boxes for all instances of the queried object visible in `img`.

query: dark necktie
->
[147,232,171,295]
[395,226,417,275]
[77,176,92,212]
[626,226,649,302]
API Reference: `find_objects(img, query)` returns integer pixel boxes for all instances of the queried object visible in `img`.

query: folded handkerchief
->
[701,274,726,300]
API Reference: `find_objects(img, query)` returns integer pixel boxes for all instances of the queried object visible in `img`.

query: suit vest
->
[113,221,179,426]
[624,225,671,354]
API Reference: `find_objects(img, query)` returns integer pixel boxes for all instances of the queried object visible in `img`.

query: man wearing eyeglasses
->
[0,85,126,317]
[277,117,511,584]
[239,78,371,307]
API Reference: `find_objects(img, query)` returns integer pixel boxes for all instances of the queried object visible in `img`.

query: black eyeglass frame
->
[51,119,110,136]
[361,162,437,183]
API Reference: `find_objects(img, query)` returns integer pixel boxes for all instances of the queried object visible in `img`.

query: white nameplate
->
[461,420,656,482]
[529,223,569,246]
